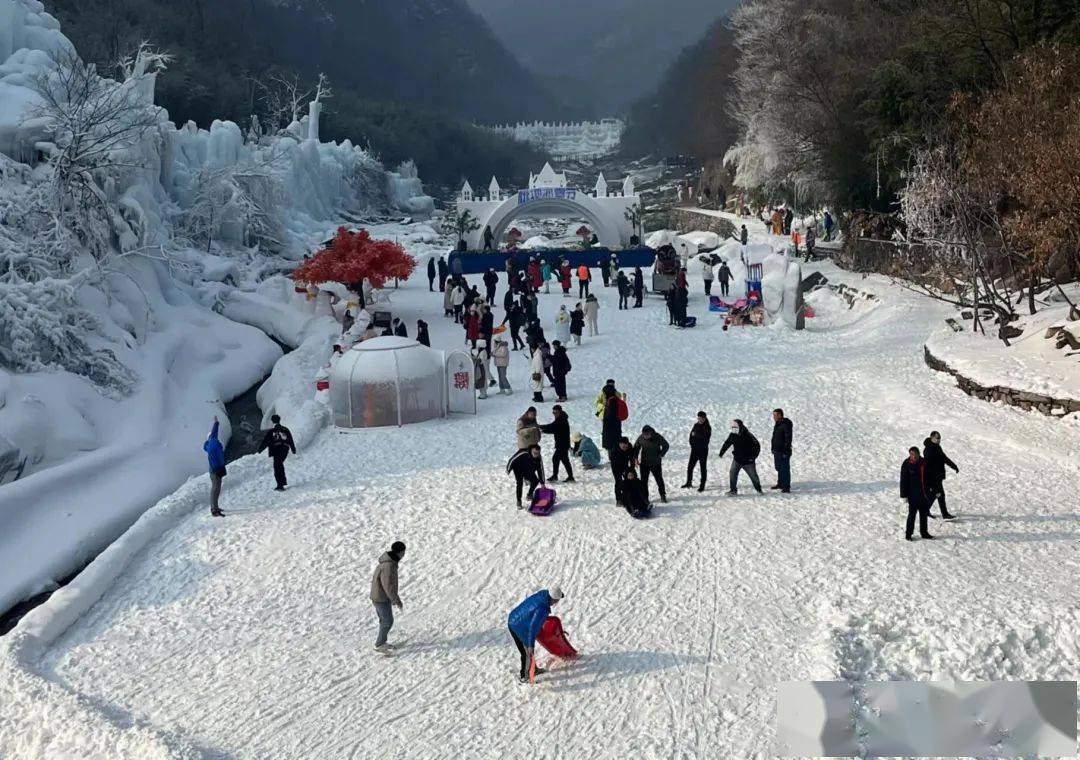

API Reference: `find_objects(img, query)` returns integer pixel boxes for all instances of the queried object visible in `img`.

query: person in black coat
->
[616,271,630,309]
[633,425,670,503]
[608,436,636,504]
[900,447,934,540]
[770,409,793,492]
[483,268,499,305]
[524,319,545,352]
[618,470,651,518]
[682,411,711,491]
[673,286,689,327]
[569,304,584,346]
[632,267,644,307]
[480,305,495,354]
[550,342,571,401]
[427,257,436,291]
[718,419,763,494]
[257,414,296,491]
[437,256,448,292]
[923,431,958,519]
[507,445,545,509]
[502,303,526,350]
[416,319,430,347]
[393,318,408,338]
[540,405,574,482]
[718,263,732,297]
[601,385,622,452]
[740,225,748,246]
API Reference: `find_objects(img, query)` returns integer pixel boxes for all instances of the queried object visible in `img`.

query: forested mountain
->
[620,19,738,160]
[43,0,556,188]
[466,0,739,115]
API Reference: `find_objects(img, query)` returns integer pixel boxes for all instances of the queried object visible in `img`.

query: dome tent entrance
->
[330,337,446,428]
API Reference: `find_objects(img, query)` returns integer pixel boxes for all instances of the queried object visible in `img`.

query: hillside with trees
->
[43,0,554,189]
[620,18,738,160]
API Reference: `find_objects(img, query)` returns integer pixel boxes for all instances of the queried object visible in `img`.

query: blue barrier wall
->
[448,247,656,276]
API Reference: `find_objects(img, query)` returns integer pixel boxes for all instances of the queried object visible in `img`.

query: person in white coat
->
[554,305,571,345]
[584,294,599,336]
[450,283,467,323]
[700,256,715,296]
[529,345,545,403]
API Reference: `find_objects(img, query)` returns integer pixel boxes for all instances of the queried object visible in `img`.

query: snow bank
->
[925,286,1080,403]
[0,0,435,614]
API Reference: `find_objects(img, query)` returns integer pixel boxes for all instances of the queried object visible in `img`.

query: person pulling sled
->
[508,587,564,683]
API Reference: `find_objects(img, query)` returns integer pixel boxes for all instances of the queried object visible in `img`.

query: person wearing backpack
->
[258,414,297,491]
[204,417,226,516]
[717,419,763,495]
[577,263,591,298]
[600,385,626,452]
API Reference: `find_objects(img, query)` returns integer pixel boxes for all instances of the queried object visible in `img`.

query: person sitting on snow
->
[618,470,651,518]
[571,432,601,469]
[507,587,564,684]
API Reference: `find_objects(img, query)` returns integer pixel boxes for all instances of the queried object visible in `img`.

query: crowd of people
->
[199,225,965,688]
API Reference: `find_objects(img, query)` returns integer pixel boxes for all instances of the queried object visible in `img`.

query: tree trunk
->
[1027,270,1037,315]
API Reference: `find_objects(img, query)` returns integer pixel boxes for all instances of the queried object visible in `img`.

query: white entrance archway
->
[456,163,640,250]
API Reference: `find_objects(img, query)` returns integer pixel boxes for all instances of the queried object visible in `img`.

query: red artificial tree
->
[292,227,416,290]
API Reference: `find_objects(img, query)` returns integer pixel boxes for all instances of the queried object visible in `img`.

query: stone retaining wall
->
[667,209,736,240]
[924,346,1080,417]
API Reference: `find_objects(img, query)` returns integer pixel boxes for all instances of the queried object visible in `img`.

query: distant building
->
[485,120,624,161]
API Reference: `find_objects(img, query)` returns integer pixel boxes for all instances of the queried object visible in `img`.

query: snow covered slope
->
[0,0,433,614]
[3,242,1079,756]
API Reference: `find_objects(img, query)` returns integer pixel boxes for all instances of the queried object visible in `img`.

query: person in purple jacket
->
[204,417,226,517]
[507,586,564,683]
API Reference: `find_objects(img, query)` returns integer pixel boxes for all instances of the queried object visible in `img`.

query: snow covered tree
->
[181,161,286,254]
[30,46,164,263]
[292,228,416,290]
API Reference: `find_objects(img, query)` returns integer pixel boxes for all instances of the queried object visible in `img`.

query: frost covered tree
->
[0,46,168,394]
[30,46,166,262]
[181,159,286,254]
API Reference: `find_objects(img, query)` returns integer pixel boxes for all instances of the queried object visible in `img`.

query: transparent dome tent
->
[329,337,446,428]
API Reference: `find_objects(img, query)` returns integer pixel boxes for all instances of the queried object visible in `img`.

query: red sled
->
[536,615,579,659]
[616,398,629,422]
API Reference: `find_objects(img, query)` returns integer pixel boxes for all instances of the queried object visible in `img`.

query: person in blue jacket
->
[204,417,226,517]
[571,432,602,469]
[508,586,564,683]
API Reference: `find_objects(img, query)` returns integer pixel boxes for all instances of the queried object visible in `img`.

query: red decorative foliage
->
[292,227,416,289]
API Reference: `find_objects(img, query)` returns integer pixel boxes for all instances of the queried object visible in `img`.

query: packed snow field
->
[4,238,1080,757]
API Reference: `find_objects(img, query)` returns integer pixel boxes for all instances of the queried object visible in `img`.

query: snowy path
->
[10,261,1080,758]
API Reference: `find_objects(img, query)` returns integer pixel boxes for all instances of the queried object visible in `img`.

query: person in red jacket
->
[559,262,572,296]
[464,306,481,348]
[527,259,542,291]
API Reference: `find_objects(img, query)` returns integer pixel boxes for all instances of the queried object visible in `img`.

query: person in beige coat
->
[371,541,406,652]
[584,294,600,336]
[516,407,541,450]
